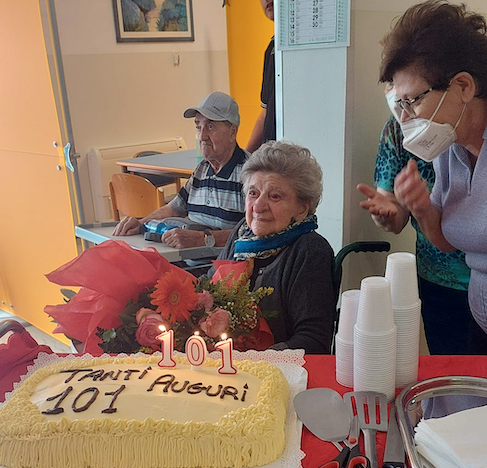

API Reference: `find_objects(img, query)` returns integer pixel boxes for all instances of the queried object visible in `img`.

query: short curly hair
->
[380,0,487,97]
[241,141,323,214]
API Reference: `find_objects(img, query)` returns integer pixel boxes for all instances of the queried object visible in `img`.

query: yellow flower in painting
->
[150,272,198,323]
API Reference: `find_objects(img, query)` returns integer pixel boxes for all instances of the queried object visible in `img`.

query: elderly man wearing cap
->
[113,91,249,250]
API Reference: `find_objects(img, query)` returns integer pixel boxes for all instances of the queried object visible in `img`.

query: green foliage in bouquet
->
[96,272,275,354]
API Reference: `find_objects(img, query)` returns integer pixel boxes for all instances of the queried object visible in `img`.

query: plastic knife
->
[382,404,405,468]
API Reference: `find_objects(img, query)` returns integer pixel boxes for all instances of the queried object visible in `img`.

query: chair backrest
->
[132,151,181,191]
[133,151,161,158]
[109,173,165,221]
[332,241,391,299]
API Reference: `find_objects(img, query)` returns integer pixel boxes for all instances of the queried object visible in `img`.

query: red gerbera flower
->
[150,272,198,323]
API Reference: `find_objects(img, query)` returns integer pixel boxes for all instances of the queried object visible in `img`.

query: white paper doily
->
[2,349,307,468]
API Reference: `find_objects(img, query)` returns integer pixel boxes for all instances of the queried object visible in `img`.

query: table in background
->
[75,222,221,263]
[117,149,199,179]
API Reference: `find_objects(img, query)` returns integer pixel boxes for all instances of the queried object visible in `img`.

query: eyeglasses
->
[395,87,434,119]
[394,74,458,118]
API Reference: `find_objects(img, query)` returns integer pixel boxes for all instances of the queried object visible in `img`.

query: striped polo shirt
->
[168,145,249,230]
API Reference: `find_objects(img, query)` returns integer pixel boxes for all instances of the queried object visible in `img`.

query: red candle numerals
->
[186,334,207,367]
[156,329,176,368]
[215,337,237,375]
[156,328,237,374]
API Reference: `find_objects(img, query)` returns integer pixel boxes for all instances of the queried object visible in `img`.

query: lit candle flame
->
[221,333,227,340]
[159,325,166,332]
[194,330,200,336]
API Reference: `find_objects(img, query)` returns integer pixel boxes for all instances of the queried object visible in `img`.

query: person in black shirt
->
[246,1,276,152]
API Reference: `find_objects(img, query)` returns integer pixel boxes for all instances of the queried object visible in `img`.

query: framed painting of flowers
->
[113,0,194,43]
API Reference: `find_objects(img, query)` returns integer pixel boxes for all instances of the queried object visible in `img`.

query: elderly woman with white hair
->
[206,141,335,354]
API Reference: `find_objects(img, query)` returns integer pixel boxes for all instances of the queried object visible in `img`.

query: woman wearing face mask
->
[357,91,487,355]
[205,141,336,354]
[379,0,487,337]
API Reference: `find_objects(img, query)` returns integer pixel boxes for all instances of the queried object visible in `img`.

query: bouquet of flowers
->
[45,241,275,355]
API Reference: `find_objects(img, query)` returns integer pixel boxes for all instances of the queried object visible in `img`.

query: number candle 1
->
[215,333,237,375]
[156,326,176,368]
[186,331,208,371]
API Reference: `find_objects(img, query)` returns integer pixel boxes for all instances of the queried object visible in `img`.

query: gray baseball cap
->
[183,91,240,126]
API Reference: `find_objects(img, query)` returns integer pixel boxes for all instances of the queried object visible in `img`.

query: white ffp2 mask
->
[401,90,466,162]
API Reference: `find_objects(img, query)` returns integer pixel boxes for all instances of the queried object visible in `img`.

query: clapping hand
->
[394,160,430,215]
[357,183,399,220]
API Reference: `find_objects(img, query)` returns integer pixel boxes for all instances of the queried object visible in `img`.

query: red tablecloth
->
[0,329,53,399]
[2,339,487,468]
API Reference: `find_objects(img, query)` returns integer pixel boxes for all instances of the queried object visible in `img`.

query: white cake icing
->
[30,361,262,424]
[0,354,289,468]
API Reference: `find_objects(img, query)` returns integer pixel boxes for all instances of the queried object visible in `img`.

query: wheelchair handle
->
[333,241,391,295]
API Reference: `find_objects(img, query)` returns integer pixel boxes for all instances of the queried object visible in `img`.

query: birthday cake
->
[0,354,289,468]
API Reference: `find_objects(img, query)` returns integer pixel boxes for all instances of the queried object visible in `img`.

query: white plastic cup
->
[335,333,354,388]
[353,376,396,402]
[354,325,397,364]
[393,302,422,323]
[336,369,354,388]
[385,252,419,308]
[353,366,396,385]
[355,277,395,333]
[335,333,354,350]
[353,321,396,401]
[353,363,396,403]
[394,304,422,339]
[393,301,421,388]
[337,289,360,341]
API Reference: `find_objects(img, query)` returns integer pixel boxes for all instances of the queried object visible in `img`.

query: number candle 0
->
[215,333,237,375]
[186,331,207,370]
[156,326,176,368]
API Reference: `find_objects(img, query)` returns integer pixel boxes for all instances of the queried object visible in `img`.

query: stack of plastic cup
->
[335,289,360,387]
[353,276,397,402]
[385,252,421,388]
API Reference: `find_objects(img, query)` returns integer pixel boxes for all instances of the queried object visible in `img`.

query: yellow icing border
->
[0,355,289,468]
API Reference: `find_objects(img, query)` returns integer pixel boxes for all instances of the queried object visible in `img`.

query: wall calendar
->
[277,0,350,50]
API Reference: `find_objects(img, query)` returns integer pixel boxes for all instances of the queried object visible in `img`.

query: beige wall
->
[54,0,230,222]
[53,0,486,290]
[344,7,416,290]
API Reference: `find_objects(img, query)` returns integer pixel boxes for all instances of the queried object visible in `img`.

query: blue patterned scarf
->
[233,214,318,260]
